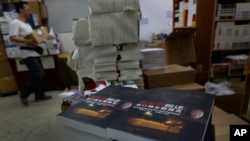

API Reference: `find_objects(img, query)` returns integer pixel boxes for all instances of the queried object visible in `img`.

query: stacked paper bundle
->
[94,45,118,81]
[87,0,140,14]
[141,48,165,70]
[117,42,144,81]
[70,0,143,93]
[0,17,9,34]
[87,0,142,82]
[89,12,140,46]
[72,18,90,46]
[235,3,250,19]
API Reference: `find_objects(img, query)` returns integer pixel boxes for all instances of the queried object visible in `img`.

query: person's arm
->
[9,20,37,47]
[9,36,37,46]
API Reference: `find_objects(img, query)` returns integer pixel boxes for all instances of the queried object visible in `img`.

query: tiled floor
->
[0,91,66,141]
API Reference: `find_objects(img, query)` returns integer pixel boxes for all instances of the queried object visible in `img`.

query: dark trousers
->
[20,57,45,99]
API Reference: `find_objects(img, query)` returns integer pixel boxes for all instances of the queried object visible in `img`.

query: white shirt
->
[9,19,40,59]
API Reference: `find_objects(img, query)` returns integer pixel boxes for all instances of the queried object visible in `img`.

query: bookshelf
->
[172,0,250,116]
[211,0,250,80]
[172,0,216,84]
[0,0,48,26]
[213,48,250,52]
[240,52,250,122]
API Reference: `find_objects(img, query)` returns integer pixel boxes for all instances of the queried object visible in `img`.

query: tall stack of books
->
[117,42,144,82]
[94,45,118,81]
[72,0,143,92]
[141,48,165,70]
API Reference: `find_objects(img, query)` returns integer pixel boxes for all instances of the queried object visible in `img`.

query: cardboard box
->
[143,64,196,89]
[0,76,17,94]
[26,26,50,43]
[89,12,141,46]
[148,29,197,66]
[0,45,8,62]
[0,61,13,78]
[167,83,205,92]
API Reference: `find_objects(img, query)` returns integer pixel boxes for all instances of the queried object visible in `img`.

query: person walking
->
[9,1,51,106]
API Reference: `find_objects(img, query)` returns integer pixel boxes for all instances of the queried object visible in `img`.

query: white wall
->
[139,0,173,41]
[45,0,173,52]
[45,0,89,33]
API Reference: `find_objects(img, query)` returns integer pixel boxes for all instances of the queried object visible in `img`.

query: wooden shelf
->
[0,1,20,4]
[211,74,245,79]
[173,26,197,30]
[241,115,250,123]
[215,19,250,22]
[213,48,250,52]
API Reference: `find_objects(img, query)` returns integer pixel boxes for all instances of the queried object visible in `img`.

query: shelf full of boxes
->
[211,1,250,79]
[0,0,64,91]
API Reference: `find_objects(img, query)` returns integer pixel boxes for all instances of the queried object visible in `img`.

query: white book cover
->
[87,0,140,14]
[95,63,117,72]
[117,61,140,69]
[89,12,141,46]
[118,74,141,81]
[72,18,90,46]
[95,72,119,81]
[118,51,142,61]
[95,45,117,55]
[94,53,117,64]
[78,46,96,69]
[121,42,145,51]
[120,69,142,75]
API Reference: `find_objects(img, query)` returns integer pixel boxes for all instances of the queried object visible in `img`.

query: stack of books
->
[117,42,144,81]
[235,3,250,19]
[214,22,250,50]
[216,4,236,20]
[141,48,165,70]
[94,46,118,81]
[70,0,143,93]
[57,85,215,141]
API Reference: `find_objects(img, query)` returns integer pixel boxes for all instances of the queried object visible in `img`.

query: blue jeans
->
[20,57,45,99]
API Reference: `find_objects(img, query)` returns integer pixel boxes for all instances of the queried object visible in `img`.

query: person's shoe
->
[18,92,29,106]
[35,95,52,102]
[21,98,29,106]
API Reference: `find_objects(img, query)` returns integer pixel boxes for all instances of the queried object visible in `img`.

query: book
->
[107,88,215,141]
[87,0,140,14]
[89,12,141,46]
[57,86,147,139]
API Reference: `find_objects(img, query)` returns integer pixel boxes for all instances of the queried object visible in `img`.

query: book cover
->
[107,88,215,141]
[57,85,147,138]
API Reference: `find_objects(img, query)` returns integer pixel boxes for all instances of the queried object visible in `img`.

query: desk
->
[9,55,64,91]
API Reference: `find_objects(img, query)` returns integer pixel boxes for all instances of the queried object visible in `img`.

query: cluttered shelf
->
[213,48,250,52]
[210,74,245,80]
[0,1,20,4]
[215,18,250,22]
[173,26,197,30]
